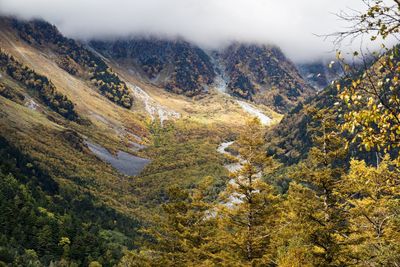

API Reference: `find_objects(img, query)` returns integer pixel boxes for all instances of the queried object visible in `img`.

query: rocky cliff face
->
[91,39,316,112]
[90,39,216,97]
[297,60,343,90]
[215,43,316,113]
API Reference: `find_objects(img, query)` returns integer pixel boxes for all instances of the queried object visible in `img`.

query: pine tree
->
[214,118,281,266]
[338,157,400,266]
[118,177,216,266]
[275,108,349,266]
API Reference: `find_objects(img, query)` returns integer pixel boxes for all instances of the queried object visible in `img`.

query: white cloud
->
[0,0,396,62]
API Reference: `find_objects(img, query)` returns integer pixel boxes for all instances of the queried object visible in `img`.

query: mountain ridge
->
[90,37,317,113]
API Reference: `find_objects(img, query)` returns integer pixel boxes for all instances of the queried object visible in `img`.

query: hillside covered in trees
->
[9,18,134,108]
[0,49,80,122]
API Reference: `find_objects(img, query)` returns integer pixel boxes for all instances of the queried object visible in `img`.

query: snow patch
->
[25,99,39,110]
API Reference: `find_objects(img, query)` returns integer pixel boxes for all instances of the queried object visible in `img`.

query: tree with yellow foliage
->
[338,157,400,266]
[274,108,350,266]
[214,118,281,266]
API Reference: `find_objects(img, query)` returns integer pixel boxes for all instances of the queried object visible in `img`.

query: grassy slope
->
[0,90,138,214]
[0,25,147,142]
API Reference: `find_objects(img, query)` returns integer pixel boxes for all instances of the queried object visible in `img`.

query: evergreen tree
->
[275,109,349,266]
[119,177,216,266]
[338,157,400,266]
[214,118,281,266]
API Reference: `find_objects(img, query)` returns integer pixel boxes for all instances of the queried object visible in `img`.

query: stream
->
[216,141,245,207]
[217,140,264,208]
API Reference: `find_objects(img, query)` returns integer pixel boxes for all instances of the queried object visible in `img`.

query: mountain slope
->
[265,86,336,164]
[0,16,283,265]
[215,43,316,113]
[265,58,384,165]
[90,38,216,97]
[90,39,316,113]
[9,18,134,108]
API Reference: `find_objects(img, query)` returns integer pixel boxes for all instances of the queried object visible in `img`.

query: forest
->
[0,0,400,266]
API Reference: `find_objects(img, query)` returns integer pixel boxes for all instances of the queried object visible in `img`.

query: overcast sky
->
[0,0,394,62]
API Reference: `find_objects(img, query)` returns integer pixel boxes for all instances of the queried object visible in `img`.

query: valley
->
[0,16,281,246]
[1,1,400,265]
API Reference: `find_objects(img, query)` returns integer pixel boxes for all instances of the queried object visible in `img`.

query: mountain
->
[0,17,152,266]
[265,85,338,164]
[215,43,316,113]
[9,18,134,108]
[90,39,316,113]
[297,60,343,90]
[0,16,282,265]
[1,9,399,267]
[90,39,216,97]
[2,2,400,265]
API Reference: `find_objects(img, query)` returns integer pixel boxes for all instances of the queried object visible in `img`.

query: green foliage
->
[337,47,400,154]
[121,119,282,266]
[332,0,400,155]
[134,120,228,205]
[3,2,400,266]
[275,109,349,266]
[265,86,342,164]
[265,73,384,166]
[270,3,400,265]
[212,119,281,266]
[0,135,138,266]
[337,157,400,265]
[119,178,217,266]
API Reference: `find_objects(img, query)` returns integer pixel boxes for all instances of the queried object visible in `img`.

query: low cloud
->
[0,0,394,62]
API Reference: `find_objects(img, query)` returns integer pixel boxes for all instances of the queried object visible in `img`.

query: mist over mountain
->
[2,0,400,265]
[0,0,383,62]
